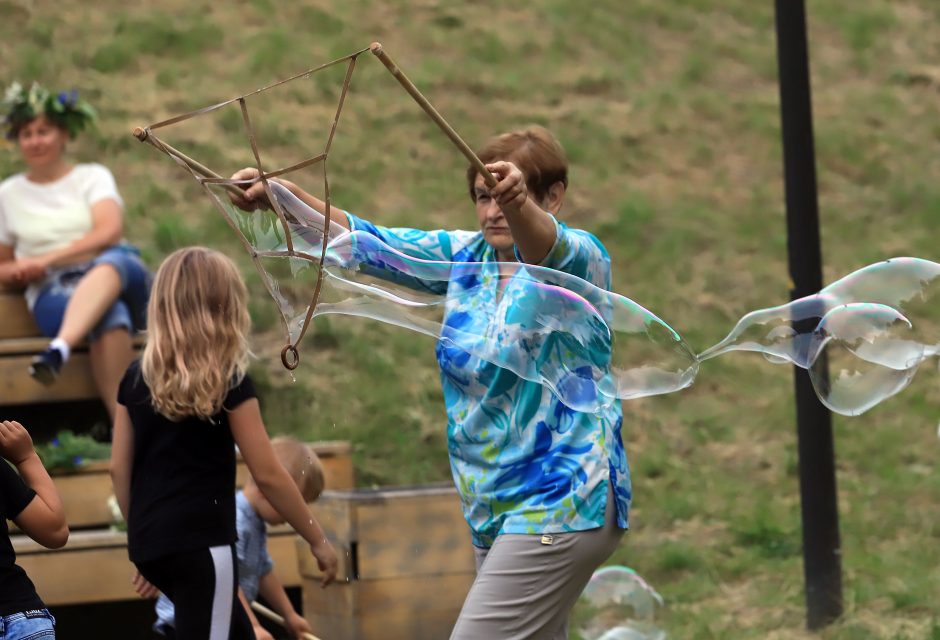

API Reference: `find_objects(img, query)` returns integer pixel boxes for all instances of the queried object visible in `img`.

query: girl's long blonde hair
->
[142,247,251,421]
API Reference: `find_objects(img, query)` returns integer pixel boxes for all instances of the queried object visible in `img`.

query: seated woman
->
[0,82,150,420]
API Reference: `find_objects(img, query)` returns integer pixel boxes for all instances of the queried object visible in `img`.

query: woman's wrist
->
[11,449,41,468]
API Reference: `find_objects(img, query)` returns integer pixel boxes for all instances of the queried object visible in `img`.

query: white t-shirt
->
[0,163,123,259]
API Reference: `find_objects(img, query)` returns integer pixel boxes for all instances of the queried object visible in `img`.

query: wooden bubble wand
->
[367,42,496,187]
[133,43,496,370]
[250,601,321,640]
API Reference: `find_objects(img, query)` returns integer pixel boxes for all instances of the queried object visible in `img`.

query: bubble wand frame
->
[368,43,497,188]
[133,43,495,369]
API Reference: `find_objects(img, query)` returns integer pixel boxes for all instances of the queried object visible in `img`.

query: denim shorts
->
[30,245,152,342]
[0,608,55,639]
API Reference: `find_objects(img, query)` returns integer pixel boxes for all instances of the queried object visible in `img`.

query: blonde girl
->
[110,247,337,640]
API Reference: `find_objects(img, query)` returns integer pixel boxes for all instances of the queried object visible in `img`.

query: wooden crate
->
[14,525,305,606]
[298,484,476,640]
[12,441,356,606]
[47,440,354,529]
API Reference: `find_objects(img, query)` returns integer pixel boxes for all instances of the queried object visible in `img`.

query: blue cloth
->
[154,491,273,632]
[346,212,631,547]
[0,609,55,639]
[31,244,151,341]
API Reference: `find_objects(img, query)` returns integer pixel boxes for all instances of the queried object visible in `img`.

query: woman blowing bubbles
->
[0,82,150,420]
[232,126,630,639]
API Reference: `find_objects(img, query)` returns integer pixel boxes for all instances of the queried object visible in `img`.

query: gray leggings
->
[450,485,624,640]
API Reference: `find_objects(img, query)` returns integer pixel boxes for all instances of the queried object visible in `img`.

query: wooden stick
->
[250,601,322,640]
[132,127,247,200]
[369,42,497,187]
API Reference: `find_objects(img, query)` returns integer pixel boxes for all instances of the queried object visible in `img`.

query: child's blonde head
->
[270,436,325,502]
[142,247,251,421]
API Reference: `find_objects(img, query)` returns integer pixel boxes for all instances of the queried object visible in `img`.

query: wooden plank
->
[359,607,468,640]
[303,573,474,640]
[267,527,302,587]
[315,451,355,491]
[290,441,352,457]
[18,545,138,605]
[0,337,49,356]
[41,441,354,530]
[302,580,358,639]
[0,336,145,406]
[235,441,355,494]
[13,529,303,605]
[0,292,39,340]
[318,483,460,504]
[312,493,356,544]
[14,528,126,554]
[15,530,136,605]
[297,484,474,581]
[0,352,100,403]
[52,461,114,529]
[0,334,146,356]
[355,490,473,580]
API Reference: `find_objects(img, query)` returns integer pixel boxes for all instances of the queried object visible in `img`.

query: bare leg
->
[89,327,135,422]
[57,264,122,347]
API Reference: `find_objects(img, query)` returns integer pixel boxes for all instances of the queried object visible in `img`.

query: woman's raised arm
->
[483,161,558,265]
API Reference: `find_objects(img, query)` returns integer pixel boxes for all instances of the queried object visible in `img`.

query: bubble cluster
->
[206,180,939,417]
[698,258,940,415]
[575,566,666,640]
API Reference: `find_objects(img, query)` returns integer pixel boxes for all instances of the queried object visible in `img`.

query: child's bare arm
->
[258,570,312,638]
[238,588,274,640]
[109,408,161,601]
[229,399,338,585]
[0,421,69,549]
[109,405,134,519]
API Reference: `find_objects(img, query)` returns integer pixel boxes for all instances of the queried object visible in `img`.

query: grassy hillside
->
[2,0,939,637]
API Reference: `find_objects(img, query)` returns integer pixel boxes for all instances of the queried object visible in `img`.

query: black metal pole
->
[773,0,843,629]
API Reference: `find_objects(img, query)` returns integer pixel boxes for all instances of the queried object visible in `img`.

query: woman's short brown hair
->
[466,126,569,205]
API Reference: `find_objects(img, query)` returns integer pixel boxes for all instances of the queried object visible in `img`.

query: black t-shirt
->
[0,459,44,615]
[118,360,257,563]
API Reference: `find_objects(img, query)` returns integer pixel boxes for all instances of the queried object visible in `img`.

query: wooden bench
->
[12,441,355,606]
[0,290,144,406]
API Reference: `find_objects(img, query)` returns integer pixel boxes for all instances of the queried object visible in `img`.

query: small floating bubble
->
[575,566,666,640]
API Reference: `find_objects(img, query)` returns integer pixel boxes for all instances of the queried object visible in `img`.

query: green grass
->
[2,0,939,636]
[90,15,222,72]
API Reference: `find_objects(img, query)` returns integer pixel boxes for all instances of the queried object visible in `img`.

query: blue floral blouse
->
[346,211,631,547]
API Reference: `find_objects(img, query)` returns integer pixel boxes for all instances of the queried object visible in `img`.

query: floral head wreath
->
[2,81,97,140]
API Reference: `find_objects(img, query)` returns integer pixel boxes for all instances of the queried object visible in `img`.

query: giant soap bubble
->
[204,180,699,413]
[204,177,940,417]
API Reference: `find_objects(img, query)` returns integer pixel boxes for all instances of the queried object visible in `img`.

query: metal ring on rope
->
[281,344,300,370]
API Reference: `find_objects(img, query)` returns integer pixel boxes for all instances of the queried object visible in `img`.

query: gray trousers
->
[450,485,624,640]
